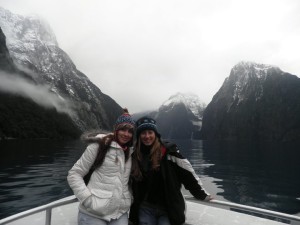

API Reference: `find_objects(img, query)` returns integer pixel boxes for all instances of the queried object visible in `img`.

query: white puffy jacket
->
[67,136,133,221]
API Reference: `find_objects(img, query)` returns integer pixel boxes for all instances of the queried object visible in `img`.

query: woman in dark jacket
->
[129,117,212,225]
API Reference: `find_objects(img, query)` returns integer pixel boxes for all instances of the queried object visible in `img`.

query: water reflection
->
[0,139,300,219]
[200,140,300,214]
[0,139,86,219]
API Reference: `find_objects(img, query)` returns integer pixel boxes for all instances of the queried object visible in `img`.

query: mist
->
[1,0,300,113]
[0,72,74,116]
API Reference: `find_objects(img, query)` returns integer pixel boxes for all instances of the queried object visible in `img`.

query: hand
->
[205,195,213,201]
[82,195,93,207]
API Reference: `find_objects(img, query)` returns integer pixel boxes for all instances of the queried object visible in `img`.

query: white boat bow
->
[0,195,299,225]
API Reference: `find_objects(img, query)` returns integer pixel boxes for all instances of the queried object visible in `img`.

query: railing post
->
[45,208,52,225]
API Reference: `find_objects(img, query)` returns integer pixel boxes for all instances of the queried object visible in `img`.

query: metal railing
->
[1,195,299,225]
[185,196,300,225]
[0,196,78,225]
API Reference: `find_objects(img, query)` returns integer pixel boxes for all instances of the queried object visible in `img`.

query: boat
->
[0,195,299,225]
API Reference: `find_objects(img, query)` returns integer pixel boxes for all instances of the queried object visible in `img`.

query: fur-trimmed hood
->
[80,130,112,143]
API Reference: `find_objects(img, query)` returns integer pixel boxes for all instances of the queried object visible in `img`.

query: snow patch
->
[231,61,279,104]
[162,92,206,119]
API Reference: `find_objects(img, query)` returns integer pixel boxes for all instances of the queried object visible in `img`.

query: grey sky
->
[1,0,300,113]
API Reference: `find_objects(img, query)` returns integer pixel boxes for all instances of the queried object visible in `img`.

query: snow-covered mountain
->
[0,26,81,139]
[200,61,300,141]
[134,93,206,139]
[161,92,206,120]
[0,7,122,132]
[229,61,282,104]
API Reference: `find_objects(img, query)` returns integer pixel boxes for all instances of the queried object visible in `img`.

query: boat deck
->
[185,201,286,225]
[1,196,299,225]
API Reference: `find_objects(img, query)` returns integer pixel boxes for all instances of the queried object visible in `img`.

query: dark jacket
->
[129,141,209,225]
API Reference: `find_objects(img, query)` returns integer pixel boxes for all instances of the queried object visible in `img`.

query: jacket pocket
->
[82,195,93,208]
[123,191,132,199]
[86,189,113,216]
[121,191,132,210]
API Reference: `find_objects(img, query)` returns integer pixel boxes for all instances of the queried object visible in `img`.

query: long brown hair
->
[93,133,114,169]
[131,135,163,180]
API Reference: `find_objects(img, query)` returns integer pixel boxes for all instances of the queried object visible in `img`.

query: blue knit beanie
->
[136,116,160,138]
[114,108,135,131]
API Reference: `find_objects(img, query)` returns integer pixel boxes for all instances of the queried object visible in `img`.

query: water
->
[0,139,300,219]
[174,139,300,216]
[0,139,86,219]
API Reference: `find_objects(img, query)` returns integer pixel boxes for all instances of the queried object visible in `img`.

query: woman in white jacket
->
[68,109,135,225]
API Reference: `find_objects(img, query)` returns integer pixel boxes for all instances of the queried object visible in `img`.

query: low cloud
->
[0,71,74,116]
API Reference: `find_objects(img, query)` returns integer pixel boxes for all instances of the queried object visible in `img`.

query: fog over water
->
[0,72,74,115]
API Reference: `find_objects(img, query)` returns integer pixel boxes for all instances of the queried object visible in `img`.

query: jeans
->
[139,206,171,225]
[78,211,128,225]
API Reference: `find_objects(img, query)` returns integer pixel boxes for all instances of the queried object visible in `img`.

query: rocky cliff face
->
[0,7,122,132]
[200,61,300,142]
[0,27,81,139]
[0,27,16,73]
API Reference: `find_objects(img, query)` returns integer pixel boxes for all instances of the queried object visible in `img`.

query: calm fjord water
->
[0,139,299,219]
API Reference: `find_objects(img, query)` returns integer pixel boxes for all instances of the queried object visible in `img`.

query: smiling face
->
[116,128,133,145]
[140,129,156,146]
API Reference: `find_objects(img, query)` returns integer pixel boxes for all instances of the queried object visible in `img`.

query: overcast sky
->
[1,0,300,113]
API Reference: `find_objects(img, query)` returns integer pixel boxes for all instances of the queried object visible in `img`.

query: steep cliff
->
[0,7,122,132]
[200,61,300,142]
[0,26,81,139]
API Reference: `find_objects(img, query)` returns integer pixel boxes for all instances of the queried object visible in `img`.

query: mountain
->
[200,61,300,142]
[0,27,15,72]
[0,7,122,133]
[0,26,81,139]
[134,93,206,139]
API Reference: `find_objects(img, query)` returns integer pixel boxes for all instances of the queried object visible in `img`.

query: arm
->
[67,143,98,203]
[168,147,211,201]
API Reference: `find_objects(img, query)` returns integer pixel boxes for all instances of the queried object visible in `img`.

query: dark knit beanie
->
[114,108,135,131]
[136,116,160,138]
